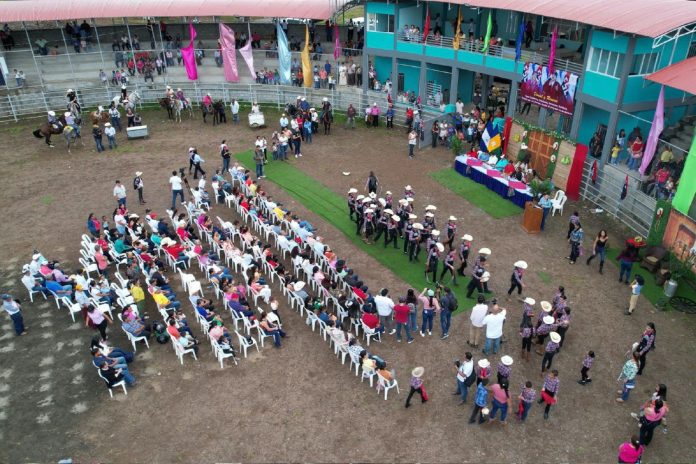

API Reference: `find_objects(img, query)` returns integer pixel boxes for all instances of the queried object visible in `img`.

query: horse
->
[159,97,174,119]
[213,100,226,125]
[112,89,141,111]
[90,108,110,125]
[62,125,84,153]
[33,115,66,147]
[321,109,333,135]
[67,100,82,125]
[173,99,193,123]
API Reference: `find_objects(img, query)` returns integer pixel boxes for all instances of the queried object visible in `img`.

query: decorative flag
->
[620,175,628,200]
[239,23,256,80]
[639,86,665,175]
[548,26,558,74]
[481,12,493,54]
[515,22,525,61]
[423,6,431,43]
[302,25,313,88]
[591,160,598,184]
[276,21,291,85]
[333,24,341,60]
[479,122,502,154]
[219,23,239,82]
[181,23,198,80]
[453,7,462,50]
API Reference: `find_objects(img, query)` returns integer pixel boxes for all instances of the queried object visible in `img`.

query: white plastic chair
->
[22,280,47,303]
[551,190,567,216]
[187,280,204,299]
[256,326,276,347]
[171,337,198,365]
[376,372,400,400]
[211,337,238,368]
[48,290,71,310]
[235,330,259,358]
[66,302,84,322]
[361,364,377,387]
[361,322,382,346]
[97,369,128,398]
[117,313,150,351]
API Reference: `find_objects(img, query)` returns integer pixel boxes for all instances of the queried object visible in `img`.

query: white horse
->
[173,98,194,123]
[111,89,141,111]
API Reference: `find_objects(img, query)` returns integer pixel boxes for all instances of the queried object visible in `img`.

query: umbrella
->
[443,103,456,113]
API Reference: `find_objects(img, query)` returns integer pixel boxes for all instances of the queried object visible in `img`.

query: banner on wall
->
[520,62,578,117]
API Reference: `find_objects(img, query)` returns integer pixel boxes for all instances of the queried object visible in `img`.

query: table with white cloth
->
[454,155,533,208]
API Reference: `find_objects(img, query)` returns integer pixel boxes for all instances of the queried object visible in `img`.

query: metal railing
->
[579,157,657,236]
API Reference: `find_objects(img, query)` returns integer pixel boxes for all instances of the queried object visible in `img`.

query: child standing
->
[625,275,644,316]
[610,141,621,165]
[578,350,595,385]
[405,366,427,408]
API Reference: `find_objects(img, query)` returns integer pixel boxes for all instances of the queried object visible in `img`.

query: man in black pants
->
[466,259,487,298]
[384,215,399,249]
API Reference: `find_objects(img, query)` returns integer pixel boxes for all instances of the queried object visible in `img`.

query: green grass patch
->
[605,247,696,311]
[235,150,478,310]
[429,168,522,219]
[40,195,54,205]
[536,271,552,284]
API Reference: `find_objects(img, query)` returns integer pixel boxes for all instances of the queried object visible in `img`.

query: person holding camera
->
[454,352,475,403]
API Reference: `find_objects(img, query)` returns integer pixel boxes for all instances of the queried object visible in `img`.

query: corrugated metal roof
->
[443,0,696,38]
[646,55,696,95]
[0,0,342,22]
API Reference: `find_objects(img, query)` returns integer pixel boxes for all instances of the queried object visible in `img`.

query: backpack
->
[463,365,477,387]
[152,320,169,344]
[133,177,139,190]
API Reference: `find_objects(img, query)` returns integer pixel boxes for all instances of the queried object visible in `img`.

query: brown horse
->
[33,115,67,147]
[159,97,174,119]
[90,109,110,125]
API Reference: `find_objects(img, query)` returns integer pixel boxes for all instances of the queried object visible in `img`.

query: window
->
[630,52,661,75]
[687,40,696,59]
[587,47,624,78]
[367,13,394,33]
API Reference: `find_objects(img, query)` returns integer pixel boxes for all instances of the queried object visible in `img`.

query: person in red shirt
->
[352,285,367,301]
[361,309,384,334]
[393,297,414,343]
[161,237,190,269]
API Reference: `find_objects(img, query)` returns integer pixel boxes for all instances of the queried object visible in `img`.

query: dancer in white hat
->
[507,260,528,296]
[405,367,428,408]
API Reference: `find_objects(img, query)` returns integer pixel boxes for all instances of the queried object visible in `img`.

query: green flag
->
[481,12,492,54]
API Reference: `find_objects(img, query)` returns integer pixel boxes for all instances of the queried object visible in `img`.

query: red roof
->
[646,56,696,95]
[445,0,696,38]
[0,0,340,22]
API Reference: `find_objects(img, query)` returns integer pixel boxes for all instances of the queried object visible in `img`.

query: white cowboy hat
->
[540,301,552,313]
[398,199,408,205]
[98,105,104,112]
[523,297,536,305]
[514,260,528,269]
[373,102,377,106]
[135,171,143,177]
[128,213,139,219]
[543,315,555,325]
[431,230,440,237]
[121,84,127,89]
[294,281,306,292]
[448,216,457,221]
[501,355,514,366]
[478,359,490,368]
[378,198,386,206]
[479,248,492,255]
[462,234,473,241]
[549,332,562,344]
[480,271,491,283]
[48,111,55,116]
[436,243,445,253]
[412,223,424,230]
[361,197,371,203]
[406,198,414,203]
[206,93,211,96]
[369,192,377,199]
[301,97,306,101]
[425,205,437,211]
[365,208,374,214]
[104,122,111,127]
[64,111,71,117]
[166,85,172,90]
[408,214,417,220]
[411,366,425,378]
[425,212,434,218]
[323,97,328,102]
[521,143,528,150]
[385,191,392,195]
[67,88,74,93]
[405,185,412,190]
[391,214,400,222]
[383,209,394,215]
[348,188,357,194]
[161,237,176,246]
[22,264,30,273]
[178,220,187,228]
[356,195,365,201]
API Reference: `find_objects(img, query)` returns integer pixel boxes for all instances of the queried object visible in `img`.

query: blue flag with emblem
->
[479,122,502,154]
[515,22,525,61]
[276,21,291,85]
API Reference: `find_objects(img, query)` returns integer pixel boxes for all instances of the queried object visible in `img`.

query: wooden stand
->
[521,201,542,234]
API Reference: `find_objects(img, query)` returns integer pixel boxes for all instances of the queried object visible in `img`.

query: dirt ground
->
[0,106,694,463]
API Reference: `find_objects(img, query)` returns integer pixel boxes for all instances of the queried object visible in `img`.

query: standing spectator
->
[638,399,668,447]
[624,275,644,316]
[487,379,512,425]
[393,297,413,343]
[616,351,640,403]
[538,193,552,230]
[104,122,117,149]
[439,286,457,339]
[191,150,206,179]
[538,369,559,420]
[374,288,396,335]
[578,350,595,385]
[516,380,536,421]
[2,294,27,336]
[133,171,145,205]
[617,435,644,463]
[109,105,121,131]
[454,352,475,403]
[586,229,609,273]
[92,124,104,152]
[113,180,127,207]
[467,294,487,348]
[617,243,640,284]
[254,147,265,179]
[635,322,656,375]
[404,366,427,408]
[126,107,135,127]
[541,332,561,374]
[468,379,489,424]
[85,304,112,340]
[408,130,417,158]
[230,99,239,123]
[169,170,185,210]
[418,288,440,337]
[482,301,506,355]
[220,140,231,174]
[567,222,584,264]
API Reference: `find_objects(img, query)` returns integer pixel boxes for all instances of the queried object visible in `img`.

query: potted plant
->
[665,244,696,297]
[450,136,464,157]
[528,179,553,200]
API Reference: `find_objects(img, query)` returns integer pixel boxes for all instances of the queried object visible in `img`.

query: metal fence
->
[579,158,657,236]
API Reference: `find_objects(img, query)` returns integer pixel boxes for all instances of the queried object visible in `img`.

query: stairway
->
[661,114,696,153]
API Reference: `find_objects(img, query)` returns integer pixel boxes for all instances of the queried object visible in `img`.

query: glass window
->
[367,13,394,33]
[587,47,624,78]
[630,52,660,75]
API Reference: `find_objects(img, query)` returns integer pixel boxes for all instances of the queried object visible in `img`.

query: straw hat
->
[549,332,562,344]
[412,366,425,378]
[478,359,490,368]
[412,223,424,230]
[408,214,417,220]
[348,188,357,194]
[449,216,457,221]
[523,297,536,305]
[462,234,473,241]
[391,214,400,222]
[436,243,445,253]
[294,281,306,292]
[501,355,514,366]
[431,230,440,237]
[425,205,437,211]
[361,197,371,203]
[540,301,552,313]
[543,315,555,325]
[514,260,528,269]
[480,271,491,283]
[479,247,492,255]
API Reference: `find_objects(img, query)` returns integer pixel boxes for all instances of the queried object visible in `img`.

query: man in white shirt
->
[481,301,506,355]
[108,106,121,131]
[191,151,205,179]
[2,294,26,335]
[169,170,184,210]
[230,99,239,123]
[104,122,117,149]
[374,288,396,334]
[279,113,289,130]
[113,180,127,207]
[468,294,488,348]
[455,352,474,403]
[21,266,47,297]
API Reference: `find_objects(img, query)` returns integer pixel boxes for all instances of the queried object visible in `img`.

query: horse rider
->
[165,85,175,102]
[251,101,261,114]
[203,92,213,110]
[66,88,81,116]
[64,111,80,136]
[120,84,128,103]
[299,97,310,113]
[310,108,319,134]
[47,111,63,131]
[321,97,333,120]
[176,88,189,108]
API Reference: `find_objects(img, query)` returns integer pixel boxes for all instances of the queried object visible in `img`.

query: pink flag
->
[181,23,198,80]
[239,38,256,80]
[219,23,239,82]
[548,26,558,74]
[333,24,341,60]
[639,86,665,175]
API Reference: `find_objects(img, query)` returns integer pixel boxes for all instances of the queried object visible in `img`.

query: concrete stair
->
[662,114,695,152]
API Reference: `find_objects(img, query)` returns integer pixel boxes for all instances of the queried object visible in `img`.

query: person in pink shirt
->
[370,103,381,127]
[618,434,644,463]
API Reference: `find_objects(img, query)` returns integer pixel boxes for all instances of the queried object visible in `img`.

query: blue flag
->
[276,21,291,85]
[479,122,502,154]
[515,22,525,61]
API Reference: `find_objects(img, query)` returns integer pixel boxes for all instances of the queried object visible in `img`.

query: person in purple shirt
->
[541,332,561,374]
[538,369,559,420]
[578,350,595,385]
[517,381,536,421]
